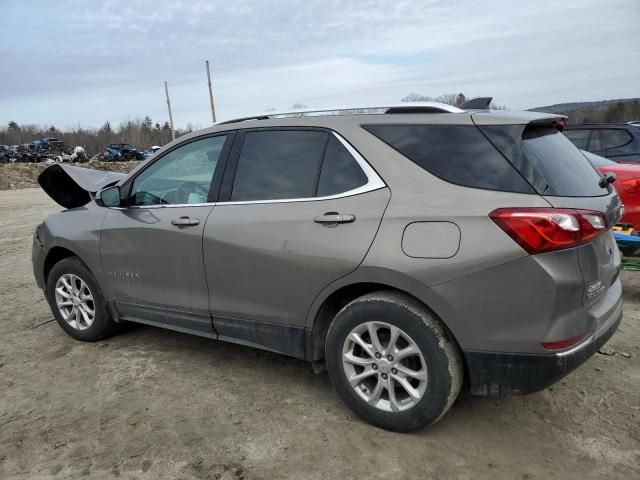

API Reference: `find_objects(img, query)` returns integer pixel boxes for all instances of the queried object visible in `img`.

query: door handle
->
[171,216,200,227]
[313,212,356,226]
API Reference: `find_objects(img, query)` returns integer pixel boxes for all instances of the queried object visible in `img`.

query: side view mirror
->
[98,185,122,207]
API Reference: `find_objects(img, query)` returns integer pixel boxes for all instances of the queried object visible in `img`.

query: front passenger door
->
[100,133,232,335]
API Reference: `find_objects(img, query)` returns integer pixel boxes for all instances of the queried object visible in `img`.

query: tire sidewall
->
[326,294,459,432]
[45,257,112,342]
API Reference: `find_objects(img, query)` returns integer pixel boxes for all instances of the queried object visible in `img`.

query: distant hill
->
[529,98,640,124]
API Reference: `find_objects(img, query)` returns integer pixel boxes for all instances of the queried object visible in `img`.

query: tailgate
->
[544,192,622,308]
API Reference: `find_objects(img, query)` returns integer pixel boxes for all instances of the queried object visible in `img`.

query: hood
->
[38,164,127,209]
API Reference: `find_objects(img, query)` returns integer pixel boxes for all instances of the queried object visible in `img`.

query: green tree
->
[8,121,20,131]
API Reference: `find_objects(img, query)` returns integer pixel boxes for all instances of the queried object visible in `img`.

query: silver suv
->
[33,103,623,431]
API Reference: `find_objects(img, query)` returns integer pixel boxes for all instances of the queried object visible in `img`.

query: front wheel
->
[46,256,118,341]
[325,291,463,432]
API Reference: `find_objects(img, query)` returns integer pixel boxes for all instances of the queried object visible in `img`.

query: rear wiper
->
[599,172,616,188]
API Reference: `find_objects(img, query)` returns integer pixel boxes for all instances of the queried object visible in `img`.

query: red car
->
[583,150,640,229]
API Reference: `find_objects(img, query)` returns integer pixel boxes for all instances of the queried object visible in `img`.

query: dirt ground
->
[0,188,638,480]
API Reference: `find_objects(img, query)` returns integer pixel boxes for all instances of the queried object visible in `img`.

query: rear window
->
[362,124,533,193]
[522,127,607,197]
[582,150,616,167]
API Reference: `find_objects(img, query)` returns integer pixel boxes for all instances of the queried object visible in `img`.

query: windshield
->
[522,127,608,197]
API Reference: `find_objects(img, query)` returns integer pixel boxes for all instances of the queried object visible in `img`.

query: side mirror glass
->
[99,185,121,207]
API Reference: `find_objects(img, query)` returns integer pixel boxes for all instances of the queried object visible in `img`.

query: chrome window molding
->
[117,131,386,210]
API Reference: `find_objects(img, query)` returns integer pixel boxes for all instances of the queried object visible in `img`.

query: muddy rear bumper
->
[464,308,623,396]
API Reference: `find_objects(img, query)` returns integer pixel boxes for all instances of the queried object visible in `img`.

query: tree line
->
[558,100,640,125]
[2,97,637,156]
[0,117,200,156]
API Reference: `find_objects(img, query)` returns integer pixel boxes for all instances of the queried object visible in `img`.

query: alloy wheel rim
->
[54,273,95,331]
[342,321,428,412]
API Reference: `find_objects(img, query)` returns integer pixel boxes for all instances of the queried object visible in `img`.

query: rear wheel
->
[46,256,118,341]
[325,291,463,432]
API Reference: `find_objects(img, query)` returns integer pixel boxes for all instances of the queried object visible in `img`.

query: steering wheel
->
[175,181,209,204]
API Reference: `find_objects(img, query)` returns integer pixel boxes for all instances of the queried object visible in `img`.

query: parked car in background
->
[565,122,640,163]
[583,150,640,229]
[0,145,9,163]
[34,104,623,432]
[104,143,143,161]
[42,137,65,151]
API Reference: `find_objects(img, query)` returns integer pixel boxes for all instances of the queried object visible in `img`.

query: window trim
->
[218,128,385,206]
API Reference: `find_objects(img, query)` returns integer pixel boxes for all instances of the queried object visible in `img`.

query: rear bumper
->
[464,306,623,396]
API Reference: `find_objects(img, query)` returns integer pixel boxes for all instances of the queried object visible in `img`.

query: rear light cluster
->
[490,208,608,255]
[621,178,640,195]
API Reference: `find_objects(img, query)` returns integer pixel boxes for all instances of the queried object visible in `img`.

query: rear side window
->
[603,129,633,149]
[564,129,590,149]
[589,130,604,152]
[363,124,533,193]
[522,127,606,197]
[317,135,368,196]
[231,130,328,201]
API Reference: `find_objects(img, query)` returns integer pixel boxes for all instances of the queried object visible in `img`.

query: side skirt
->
[112,301,306,360]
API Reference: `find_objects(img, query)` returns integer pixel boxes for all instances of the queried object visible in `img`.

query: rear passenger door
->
[202,128,390,357]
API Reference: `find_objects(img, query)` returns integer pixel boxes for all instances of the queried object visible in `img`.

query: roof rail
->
[216,102,464,125]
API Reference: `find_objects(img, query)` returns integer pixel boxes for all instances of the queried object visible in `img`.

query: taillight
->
[489,208,607,254]
[621,178,640,195]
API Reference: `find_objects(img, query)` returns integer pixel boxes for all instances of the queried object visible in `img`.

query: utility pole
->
[205,60,217,124]
[164,80,176,141]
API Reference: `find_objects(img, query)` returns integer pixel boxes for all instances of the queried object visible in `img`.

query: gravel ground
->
[0,188,638,480]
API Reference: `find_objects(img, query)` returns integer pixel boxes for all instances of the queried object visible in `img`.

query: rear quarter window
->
[362,124,534,193]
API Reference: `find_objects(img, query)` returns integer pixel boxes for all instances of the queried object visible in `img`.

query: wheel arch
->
[43,245,88,287]
[305,281,463,366]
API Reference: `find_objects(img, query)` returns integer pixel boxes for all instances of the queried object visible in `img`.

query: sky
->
[1,0,639,130]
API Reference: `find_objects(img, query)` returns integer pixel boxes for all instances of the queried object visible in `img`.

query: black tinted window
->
[603,129,632,149]
[363,124,533,193]
[522,127,606,197]
[564,129,590,149]
[317,136,368,196]
[231,130,328,201]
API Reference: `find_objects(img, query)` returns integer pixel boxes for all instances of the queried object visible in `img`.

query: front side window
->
[231,130,328,201]
[130,135,227,206]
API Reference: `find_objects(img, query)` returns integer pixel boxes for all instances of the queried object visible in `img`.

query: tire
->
[45,256,118,342]
[121,152,131,161]
[325,291,463,432]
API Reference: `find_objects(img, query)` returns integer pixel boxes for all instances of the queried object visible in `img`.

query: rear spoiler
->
[460,97,493,110]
